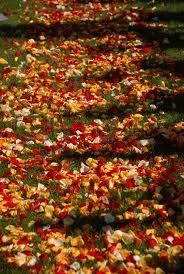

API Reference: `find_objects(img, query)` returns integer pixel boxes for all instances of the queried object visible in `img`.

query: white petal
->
[139,139,149,146]
[71,262,80,271]
[28,256,37,266]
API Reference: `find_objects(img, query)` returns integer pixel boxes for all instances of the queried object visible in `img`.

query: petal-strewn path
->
[0,1,184,273]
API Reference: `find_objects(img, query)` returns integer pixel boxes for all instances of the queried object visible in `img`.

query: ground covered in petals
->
[0,0,184,273]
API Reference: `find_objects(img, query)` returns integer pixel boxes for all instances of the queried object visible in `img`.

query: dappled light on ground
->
[0,1,184,273]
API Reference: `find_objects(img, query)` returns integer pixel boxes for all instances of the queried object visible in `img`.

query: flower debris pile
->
[0,0,184,273]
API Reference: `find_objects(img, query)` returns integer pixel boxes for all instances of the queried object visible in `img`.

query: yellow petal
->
[168,245,182,257]
[0,58,8,65]
[71,236,84,247]
[133,114,144,120]
[45,205,54,218]
[156,268,166,274]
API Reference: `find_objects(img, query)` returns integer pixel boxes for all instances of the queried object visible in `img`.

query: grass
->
[0,0,183,273]
[134,0,184,59]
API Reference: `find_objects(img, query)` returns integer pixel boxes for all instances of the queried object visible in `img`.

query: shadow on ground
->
[146,10,184,22]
